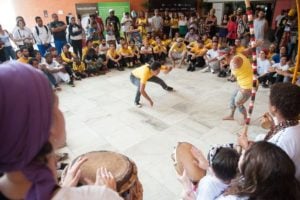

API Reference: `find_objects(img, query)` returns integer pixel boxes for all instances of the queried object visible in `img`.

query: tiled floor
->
[57,66,269,200]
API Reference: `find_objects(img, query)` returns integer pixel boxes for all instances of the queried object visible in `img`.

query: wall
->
[4,0,145,30]
[272,0,296,29]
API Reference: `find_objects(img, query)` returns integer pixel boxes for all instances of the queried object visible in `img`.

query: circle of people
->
[0,7,298,90]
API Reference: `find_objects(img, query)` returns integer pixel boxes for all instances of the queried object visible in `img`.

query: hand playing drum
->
[61,157,117,191]
[62,151,143,200]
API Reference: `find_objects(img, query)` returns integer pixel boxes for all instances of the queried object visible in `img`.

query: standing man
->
[151,9,163,37]
[106,9,121,43]
[121,12,133,40]
[254,10,268,52]
[49,13,67,55]
[223,54,253,124]
[33,16,52,56]
[162,10,171,36]
[130,61,173,107]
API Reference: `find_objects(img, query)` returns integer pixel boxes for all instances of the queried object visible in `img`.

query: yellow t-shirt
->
[162,39,172,47]
[204,39,212,49]
[169,43,186,53]
[153,45,166,53]
[17,57,29,64]
[188,41,198,50]
[61,52,76,63]
[137,18,147,35]
[119,47,133,56]
[107,49,119,59]
[191,46,207,56]
[73,62,86,73]
[170,18,179,28]
[236,46,246,54]
[82,47,88,60]
[132,64,168,84]
[129,46,138,53]
[231,54,253,89]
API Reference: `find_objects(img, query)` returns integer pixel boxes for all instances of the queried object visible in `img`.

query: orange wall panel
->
[10,0,145,28]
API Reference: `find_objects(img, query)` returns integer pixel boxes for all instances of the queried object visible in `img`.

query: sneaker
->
[190,67,195,72]
[134,102,142,108]
[164,86,173,91]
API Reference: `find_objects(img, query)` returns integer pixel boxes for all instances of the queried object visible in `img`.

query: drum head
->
[73,151,133,191]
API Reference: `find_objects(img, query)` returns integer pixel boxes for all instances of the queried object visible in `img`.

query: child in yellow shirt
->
[153,36,167,63]
[187,40,207,71]
[73,57,87,78]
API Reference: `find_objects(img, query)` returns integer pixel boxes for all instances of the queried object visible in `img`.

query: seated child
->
[187,40,207,71]
[140,41,154,64]
[84,46,105,75]
[107,43,123,71]
[73,57,88,78]
[129,40,141,64]
[153,36,167,63]
[178,144,239,200]
[119,43,135,67]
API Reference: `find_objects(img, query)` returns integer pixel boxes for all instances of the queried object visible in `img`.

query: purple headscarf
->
[0,62,56,200]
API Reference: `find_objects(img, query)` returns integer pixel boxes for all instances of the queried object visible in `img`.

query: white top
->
[257,58,271,75]
[151,16,163,30]
[179,19,188,26]
[216,195,248,200]
[52,185,122,200]
[196,174,228,200]
[268,124,300,181]
[33,25,52,45]
[0,31,12,47]
[253,18,267,40]
[99,43,109,55]
[121,16,133,32]
[272,63,289,71]
[12,26,34,46]
[207,49,219,59]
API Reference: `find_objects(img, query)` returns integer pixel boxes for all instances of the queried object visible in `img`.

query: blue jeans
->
[130,73,168,104]
[37,44,52,56]
[4,46,16,60]
[54,40,67,55]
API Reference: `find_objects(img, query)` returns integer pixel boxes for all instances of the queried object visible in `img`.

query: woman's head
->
[0,62,56,199]
[17,19,25,28]
[269,83,300,120]
[237,141,300,199]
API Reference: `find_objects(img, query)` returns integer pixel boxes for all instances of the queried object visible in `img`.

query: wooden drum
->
[65,151,143,200]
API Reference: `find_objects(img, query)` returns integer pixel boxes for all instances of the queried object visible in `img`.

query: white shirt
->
[151,15,163,31]
[99,43,109,55]
[268,124,300,181]
[272,63,289,71]
[207,49,219,59]
[257,58,271,75]
[33,25,52,45]
[12,27,34,46]
[121,16,133,32]
[196,174,228,200]
[254,18,267,40]
[52,185,122,200]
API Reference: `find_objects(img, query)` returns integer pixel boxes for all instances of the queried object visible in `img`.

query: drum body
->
[65,151,143,200]
[171,142,206,183]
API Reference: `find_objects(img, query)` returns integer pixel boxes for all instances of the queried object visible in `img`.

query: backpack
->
[35,25,49,36]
